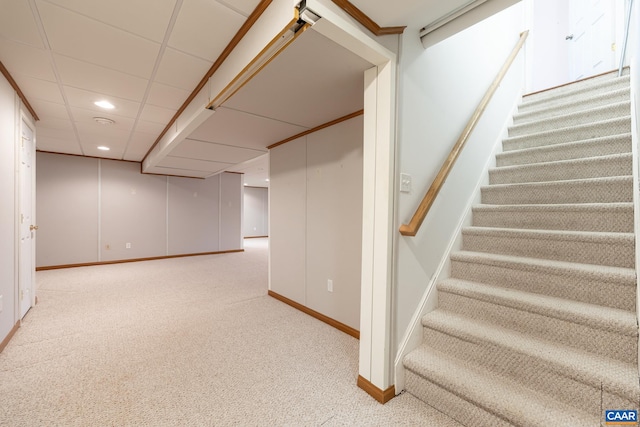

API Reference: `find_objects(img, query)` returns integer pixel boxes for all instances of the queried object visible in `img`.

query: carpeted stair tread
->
[496,133,631,167]
[514,87,630,124]
[437,278,638,364]
[404,347,597,427]
[450,250,636,311]
[489,152,632,184]
[508,101,631,137]
[481,175,632,205]
[420,311,639,400]
[461,226,634,268]
[437,278,637,337]
[502,116,631,152]
[521,73,629,108]
[404,72,639,422]
[471,203,634,232]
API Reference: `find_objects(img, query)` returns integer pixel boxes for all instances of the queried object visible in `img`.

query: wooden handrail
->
[399,30,529,237]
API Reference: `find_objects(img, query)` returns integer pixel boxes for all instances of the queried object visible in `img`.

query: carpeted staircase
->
[403,70,640,426]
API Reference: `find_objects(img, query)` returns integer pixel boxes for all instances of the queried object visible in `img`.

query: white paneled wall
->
[36,152,243,268]
[244,187,268,237]
[269,115,363,330]
[0,72,17,345]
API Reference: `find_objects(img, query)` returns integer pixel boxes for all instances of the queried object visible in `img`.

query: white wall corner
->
[359,59,397,392]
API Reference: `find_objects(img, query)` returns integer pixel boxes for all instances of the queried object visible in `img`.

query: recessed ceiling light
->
[265,178,270,182]
[93,117,115,125]
[244,183,248,186]
[94,100,115,109]
[97,146,110,151]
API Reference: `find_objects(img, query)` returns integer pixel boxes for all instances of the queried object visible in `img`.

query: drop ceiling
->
[0,0,473,187]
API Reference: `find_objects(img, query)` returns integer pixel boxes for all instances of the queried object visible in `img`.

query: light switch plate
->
[400,173,412,193]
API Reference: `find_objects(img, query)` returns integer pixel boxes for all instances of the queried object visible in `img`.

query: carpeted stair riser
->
[404,72,638,424]
[437,286,637,363]
[489,153,632,185]
[496,133,632,167]
[502,117,631,152]
[461,227,634,268]
[471,203,634,233]
[481,176,632,205]
[404,370,517,427]
[508,101,631,137]
[450,252,636,312]
[419,326,601,417]
[404,350,598,426]
[520,73,629,109]
[418,325,628,419]
[603,391,640,418]
[514,88,630,124]
[420,312,639,405]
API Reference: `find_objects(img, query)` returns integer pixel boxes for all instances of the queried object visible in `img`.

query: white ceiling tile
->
[42,0,177,43]
[169,0,244,61]
[30,99,69,120]
[35,123,81,153]
[0,0,44,47]
[215,0,262,17]
[55,55,148,101]
[226,153,269,173]
[123,132,156,161]
[70,107,136,131]
[224,29,370,128]
[0,39,55,81]
[37,1,161,79]
[159,156,230,173]
[349,0,467,29]
[171,139,266,164]
[188,107,308,150]
[146,166,211,178]
[140,104,176,125]
[11,75,64,104]
[63,86,141,119]
[36,117,74,131]
[226,153,269,188]
[154,47,212,91]
[75,122,132,149]
[146,82,190,110]
[135,120,165,136]
[36,135,82,154]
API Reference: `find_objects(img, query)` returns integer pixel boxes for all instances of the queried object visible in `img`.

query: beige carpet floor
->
[0,239,460,427]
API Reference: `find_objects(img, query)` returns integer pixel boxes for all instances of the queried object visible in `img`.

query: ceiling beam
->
[142,0,273,163]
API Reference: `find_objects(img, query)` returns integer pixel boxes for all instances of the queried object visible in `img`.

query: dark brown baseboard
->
[0,322,20,354]
[36,249,244,271]
[357,375,396,404]
[268,290,360,339]
[244,236,268,239]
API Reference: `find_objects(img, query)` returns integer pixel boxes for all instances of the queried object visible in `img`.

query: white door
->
[19,119,35,319]
[568,0,618,80]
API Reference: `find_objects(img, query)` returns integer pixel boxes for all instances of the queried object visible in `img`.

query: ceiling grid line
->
[28,0,84,155]
[122,0,184,160]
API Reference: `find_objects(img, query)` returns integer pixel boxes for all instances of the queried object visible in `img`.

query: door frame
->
[17,110,36,320]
